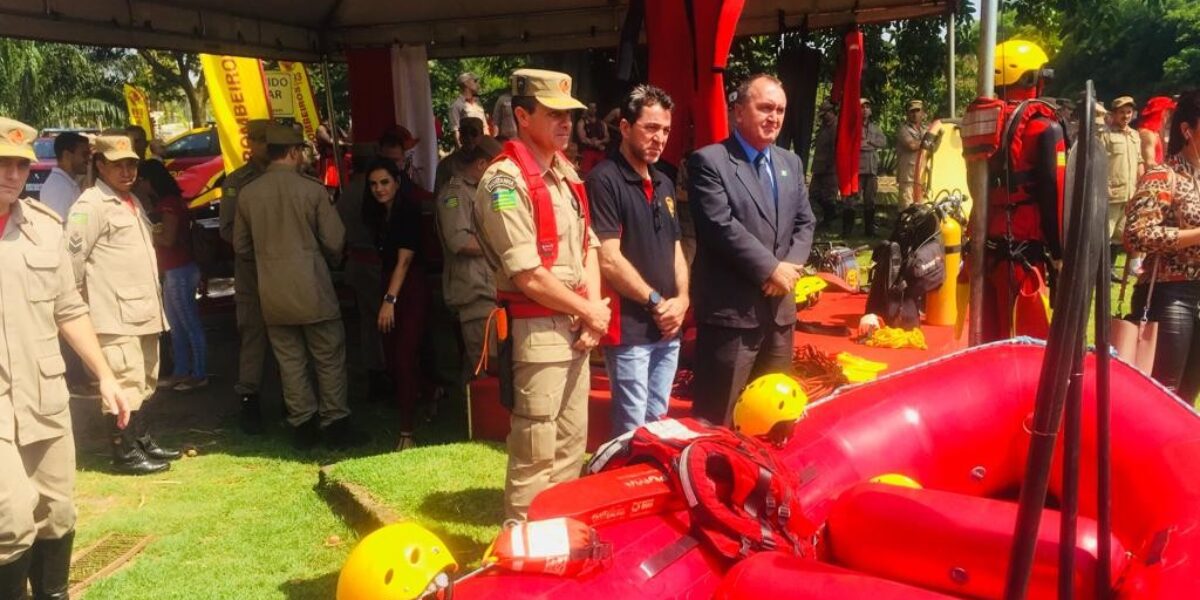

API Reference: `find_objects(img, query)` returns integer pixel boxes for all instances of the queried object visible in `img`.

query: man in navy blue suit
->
[687,73,816,425]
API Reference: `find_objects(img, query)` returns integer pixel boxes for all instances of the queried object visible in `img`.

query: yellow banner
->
[199,54,271,173]
[123,84,154,142]
[278,61,320,142]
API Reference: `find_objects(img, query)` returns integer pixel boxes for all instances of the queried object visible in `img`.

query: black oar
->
[1004,80,1103,600]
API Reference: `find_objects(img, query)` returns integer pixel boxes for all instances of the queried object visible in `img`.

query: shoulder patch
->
[443,196,459,209]
[484,174,518,194]
[491,189,518,212]
[68,212,88,225]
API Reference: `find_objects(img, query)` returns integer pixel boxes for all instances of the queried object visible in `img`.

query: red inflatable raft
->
[456,339,1200,599]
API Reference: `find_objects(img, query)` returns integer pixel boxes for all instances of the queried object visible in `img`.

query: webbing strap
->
[638,535,699,579]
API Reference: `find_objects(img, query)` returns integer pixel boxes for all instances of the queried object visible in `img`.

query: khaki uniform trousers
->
[96,333,159,411]
[1108,202,1127,243]
[0,434,75,563]
[343,258,385,373]
[266,319,350,427]
[460,317,488,379]
[504,356,590,521]
[234,257,270,396]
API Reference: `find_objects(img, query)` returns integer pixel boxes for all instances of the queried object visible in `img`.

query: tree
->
[137,50,207,127]
[0,39,126,129]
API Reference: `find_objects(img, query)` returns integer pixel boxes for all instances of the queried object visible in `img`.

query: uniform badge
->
[491,189,517,212]
[485,174,517,193]
[664,196,676,218]
[444,196,459,208]
[68,212,87,225]
[780,169,788,177]
[68,232,83,254]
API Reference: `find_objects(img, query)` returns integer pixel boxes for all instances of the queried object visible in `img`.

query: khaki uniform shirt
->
[810,124,838,176]
[67,181,166,337]
[473,153,599,363]
[1,200,89,444]
[1103,126,1144,204]
[233,164,346,326]
[448,95,488,135]
[219,160,266,244]
[895,122,927,185]
[436,175,495,321]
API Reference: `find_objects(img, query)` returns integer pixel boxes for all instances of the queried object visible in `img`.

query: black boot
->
[842,208,856,237]
[0,548,32,600]
[109,415,169,475]
[29,530,73,600]
[291,415,321,451]
[132,411,180,461]
[323,417,370,451]
[864,206,876,237]
[238,394,265,435]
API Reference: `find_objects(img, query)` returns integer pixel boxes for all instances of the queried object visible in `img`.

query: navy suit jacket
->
[687,137,816,328]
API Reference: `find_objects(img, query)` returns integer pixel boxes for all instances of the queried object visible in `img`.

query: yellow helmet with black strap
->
[994,39,1051,88]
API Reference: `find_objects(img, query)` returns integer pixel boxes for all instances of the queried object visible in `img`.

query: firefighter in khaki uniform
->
[219,118,273,434]
[0,117,130,599]
[68,134,177,475]
[473,69,611,520]
[1102,96,1145,275]
[234,124,364,451]
[436,137,502,380]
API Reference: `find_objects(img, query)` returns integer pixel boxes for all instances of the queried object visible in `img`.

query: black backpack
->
[866,204,946,329]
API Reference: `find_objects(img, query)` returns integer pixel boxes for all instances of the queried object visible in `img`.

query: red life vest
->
[587,418,816,561]
[484,517,612,578]
[983,99,1068,261]
[492,139,592,318]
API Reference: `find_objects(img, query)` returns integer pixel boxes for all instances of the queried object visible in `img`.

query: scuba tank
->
[926,193,966,326]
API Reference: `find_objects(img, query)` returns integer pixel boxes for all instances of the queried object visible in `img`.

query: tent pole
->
[967,0,997,346]
[322,54,345,196]
[948,11,956,118]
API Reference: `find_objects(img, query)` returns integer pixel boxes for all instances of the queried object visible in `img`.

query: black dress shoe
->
[110,416,169,475]
[29,530,73,600]
[239,394,265,435]
[131,410,181,461]
[292,416,321,451]
[323,417,370,451]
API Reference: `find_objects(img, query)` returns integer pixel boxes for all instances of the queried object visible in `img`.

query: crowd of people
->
[2,46,1199,595]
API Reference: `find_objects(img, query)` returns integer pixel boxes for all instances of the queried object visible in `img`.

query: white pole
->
[968,0,998,346]
[948,12,957,118]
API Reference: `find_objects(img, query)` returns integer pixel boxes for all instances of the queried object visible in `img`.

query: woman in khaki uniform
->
[67,134,176,475]
[0,117,130,600]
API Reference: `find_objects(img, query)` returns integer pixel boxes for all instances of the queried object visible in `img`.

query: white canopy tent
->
[0,0,953,60]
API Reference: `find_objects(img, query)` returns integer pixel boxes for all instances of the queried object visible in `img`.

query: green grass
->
[321,442,508,567]
[75,432,358,600]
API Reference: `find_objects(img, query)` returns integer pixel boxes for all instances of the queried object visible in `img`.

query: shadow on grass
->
[279,570,339,600]
[419,488,505,527]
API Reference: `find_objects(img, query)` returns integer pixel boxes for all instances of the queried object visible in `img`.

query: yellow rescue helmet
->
[870,473,923,489]
[337,522,458,600]
[732,373,808,445]
[994,39,1050,87]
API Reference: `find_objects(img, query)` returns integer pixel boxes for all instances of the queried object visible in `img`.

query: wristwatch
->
[646,290,663,310]
[383,294,398,305]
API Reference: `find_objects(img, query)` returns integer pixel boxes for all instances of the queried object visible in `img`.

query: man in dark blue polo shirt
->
[587,85,688,437]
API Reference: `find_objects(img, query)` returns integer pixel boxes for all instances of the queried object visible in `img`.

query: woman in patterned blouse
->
[1123,90,1200,404]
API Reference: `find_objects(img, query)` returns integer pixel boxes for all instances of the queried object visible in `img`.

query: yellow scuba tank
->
[925,212,962,326]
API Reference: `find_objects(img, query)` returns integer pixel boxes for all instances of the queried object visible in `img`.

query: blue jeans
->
[603,338,680,438]
[163,262,207,378]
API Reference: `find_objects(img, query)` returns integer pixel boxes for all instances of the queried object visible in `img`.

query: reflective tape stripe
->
[679,444,700,508]
[525,518,571,558]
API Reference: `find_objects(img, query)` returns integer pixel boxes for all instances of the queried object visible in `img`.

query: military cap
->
[266,123,304,146]
[510,69,586,111]
[457,72,477,86]
[246,119,272,142]
[0,117,37,161]
[475,136,503,160]
[860,98,871,106]
[818,99,837,114]
[94,135,140,161]
[906,99,925,112]
[1111,96,1135,110]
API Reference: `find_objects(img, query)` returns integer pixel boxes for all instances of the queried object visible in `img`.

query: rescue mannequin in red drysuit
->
[979,40,1068,342]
